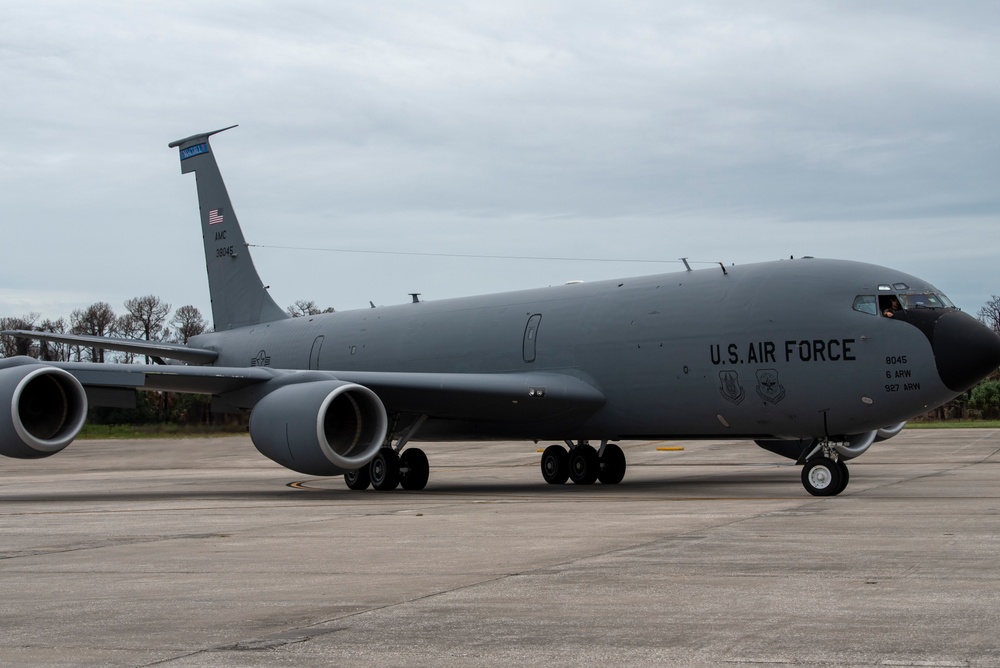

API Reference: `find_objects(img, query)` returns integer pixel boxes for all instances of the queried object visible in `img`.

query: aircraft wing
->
[2,330,218,365]
[330,370,606,422]
[35,359,605,423]
[57,361,274,395]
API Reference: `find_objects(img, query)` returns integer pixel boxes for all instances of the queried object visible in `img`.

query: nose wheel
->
[801,457,849,496]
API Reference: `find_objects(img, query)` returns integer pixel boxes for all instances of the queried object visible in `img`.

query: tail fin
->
[168,126,288,331]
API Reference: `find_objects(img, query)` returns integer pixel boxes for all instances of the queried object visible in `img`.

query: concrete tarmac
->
[1,429,999,667]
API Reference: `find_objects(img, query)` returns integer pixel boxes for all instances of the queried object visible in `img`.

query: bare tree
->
[123,295,171,364]
[171,305,208,343]
[287,299,335,317]
[115,313,143,363]
[979,295,1000,334]
[124,295,171,340]
[71,302,117,362]
[0,313,39,358]
[37,317,69,361]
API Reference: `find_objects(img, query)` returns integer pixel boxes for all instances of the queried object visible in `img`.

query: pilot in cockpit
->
[882,296,902,318]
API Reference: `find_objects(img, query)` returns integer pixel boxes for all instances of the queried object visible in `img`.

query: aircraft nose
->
[932,311,1000,392]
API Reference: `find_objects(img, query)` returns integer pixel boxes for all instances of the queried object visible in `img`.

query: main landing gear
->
[344,447,430,491]
[344,415,430,492]
[540,440,626,486]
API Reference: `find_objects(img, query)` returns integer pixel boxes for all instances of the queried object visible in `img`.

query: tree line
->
[0,296,208,363]
[1,296,337,362]
[963,295,1000,419]
[0,296,334,427]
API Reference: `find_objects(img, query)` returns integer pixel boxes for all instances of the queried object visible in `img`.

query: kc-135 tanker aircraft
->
[4,126,1000,496]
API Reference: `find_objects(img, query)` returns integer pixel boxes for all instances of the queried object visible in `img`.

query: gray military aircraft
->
[4,126,1000,496]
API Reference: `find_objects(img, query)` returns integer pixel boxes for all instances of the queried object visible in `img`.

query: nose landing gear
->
[800,439,852,496]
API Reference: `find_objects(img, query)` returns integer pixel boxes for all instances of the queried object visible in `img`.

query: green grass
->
[78,423,247,439]
[906,420,1000,429]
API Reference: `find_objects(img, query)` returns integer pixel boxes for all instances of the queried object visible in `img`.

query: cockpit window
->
[898,293,953,310]
[856,291,955,317]
[853,295,878,316]
[873,292,956,317]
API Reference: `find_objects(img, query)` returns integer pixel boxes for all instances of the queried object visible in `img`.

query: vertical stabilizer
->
[168,126,288,331]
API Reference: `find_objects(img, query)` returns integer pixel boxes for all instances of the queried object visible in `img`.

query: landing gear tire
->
[835,459,850,495]
[541,445,570,485]
[344,466,371,491]
[399,448,430,491]
[371,449,400,491]
[569,444,599,485]
[801,457,843,497]
[597,443,626,485]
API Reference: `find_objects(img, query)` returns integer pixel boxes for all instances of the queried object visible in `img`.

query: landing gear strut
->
[540,440,627,486]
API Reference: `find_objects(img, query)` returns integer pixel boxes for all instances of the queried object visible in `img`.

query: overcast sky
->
[3,1,998,328]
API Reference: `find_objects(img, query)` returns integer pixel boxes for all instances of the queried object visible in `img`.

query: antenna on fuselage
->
[680,258,692,272]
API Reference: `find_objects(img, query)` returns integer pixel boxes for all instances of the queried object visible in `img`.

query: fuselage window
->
[852,295,877,316]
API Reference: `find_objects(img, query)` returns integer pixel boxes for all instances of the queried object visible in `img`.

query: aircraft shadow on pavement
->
[0,470,809,504]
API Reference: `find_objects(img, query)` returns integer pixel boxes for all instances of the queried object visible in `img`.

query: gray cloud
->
[1,1,997,323]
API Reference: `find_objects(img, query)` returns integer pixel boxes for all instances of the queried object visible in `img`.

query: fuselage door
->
[523,314,542,363]
[309,335,324,370]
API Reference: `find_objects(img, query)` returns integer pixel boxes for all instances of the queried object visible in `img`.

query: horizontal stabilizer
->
[2,330,218,365]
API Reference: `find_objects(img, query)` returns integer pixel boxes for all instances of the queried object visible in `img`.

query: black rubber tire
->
[371,449,400,491]
[569,444,599,485]
[540,445,569,485]
[344,466,371,491]
[597,443,627,485]
[835,459,850,495]
[801,457,842,496]
[399,448,430,491]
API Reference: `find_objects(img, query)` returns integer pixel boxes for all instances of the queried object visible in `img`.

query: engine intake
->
[0,364,88,459]
[249,380,388,476]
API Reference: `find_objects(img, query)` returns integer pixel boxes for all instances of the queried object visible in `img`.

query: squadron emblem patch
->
[719,370,745,405]
[755,368,786,404]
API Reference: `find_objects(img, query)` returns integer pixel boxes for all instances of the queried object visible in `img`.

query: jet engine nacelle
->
[0,363,88,459]
[249,380,389,476]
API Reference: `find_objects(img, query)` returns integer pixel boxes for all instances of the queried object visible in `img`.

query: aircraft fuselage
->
[192,257,964,442]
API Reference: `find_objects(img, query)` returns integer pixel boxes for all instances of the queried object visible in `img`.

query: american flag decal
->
[208,208,224,225]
